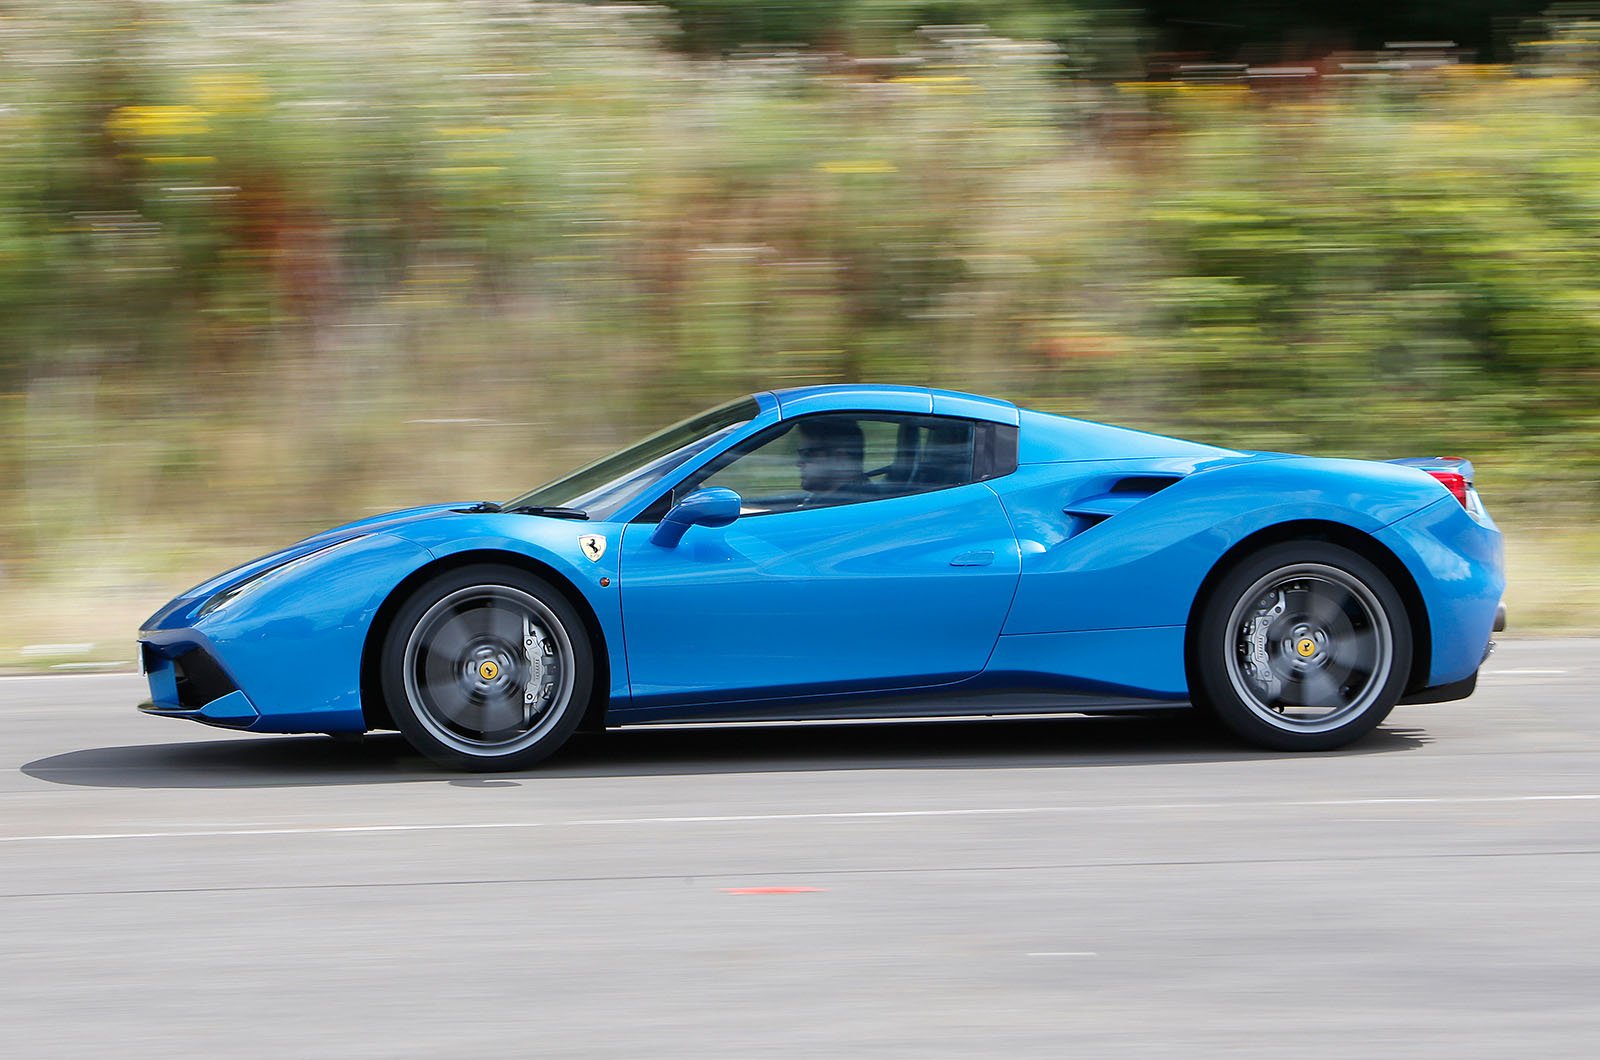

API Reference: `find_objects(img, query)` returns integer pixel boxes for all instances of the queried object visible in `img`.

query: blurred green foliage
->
[1,0,1599,627]
[646,0,1094,59]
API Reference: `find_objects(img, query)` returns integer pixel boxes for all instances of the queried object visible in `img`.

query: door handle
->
[949,550,994,567]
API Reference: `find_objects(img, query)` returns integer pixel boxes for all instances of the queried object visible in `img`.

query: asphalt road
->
[1,639,1597,1058]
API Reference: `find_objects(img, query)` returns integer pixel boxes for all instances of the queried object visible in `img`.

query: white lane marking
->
[0,672,138,683]
[1028,952,1098,957]
[1,793,1597,845]
[19,644,94,658]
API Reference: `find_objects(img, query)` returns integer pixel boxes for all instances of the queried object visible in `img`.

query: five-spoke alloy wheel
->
[381,565,593,771]
[1192,542,1412,751]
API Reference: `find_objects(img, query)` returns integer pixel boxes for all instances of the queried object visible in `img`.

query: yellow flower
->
[816,160,896,175]
[106,105,209,140]
[888,75,974,94]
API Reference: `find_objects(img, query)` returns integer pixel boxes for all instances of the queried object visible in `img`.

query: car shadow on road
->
[20,714,1431,789]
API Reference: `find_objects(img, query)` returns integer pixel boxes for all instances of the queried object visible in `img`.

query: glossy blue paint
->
[138,533,431,732]
[1375,496,1505,685]
[981,626,1191,699]
[994,453,1451,637]
[142,504,464,633]
[197,689,258,724]
[136,385,1505,739]
[928,388,1020,425]
[383,512,632,704]
[773,384,934,417]
[613,482,1022,713]
[769,384,1018,425]
[1015,409,1231,464]
[190,532,430,732]
[650,487,742,548]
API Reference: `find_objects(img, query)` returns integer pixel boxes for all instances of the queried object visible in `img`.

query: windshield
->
[505,397,760,520]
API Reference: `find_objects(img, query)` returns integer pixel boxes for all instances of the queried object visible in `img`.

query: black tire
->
[1190,541,1412,752]
[380,564,593,771]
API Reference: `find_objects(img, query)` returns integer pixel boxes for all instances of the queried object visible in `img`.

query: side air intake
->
[1063,474,1184,534]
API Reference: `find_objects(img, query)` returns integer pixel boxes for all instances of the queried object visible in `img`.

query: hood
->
[144,502,474,627]
[294,502,473,548]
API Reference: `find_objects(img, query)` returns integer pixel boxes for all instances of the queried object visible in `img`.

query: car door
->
[616,412,1021,712]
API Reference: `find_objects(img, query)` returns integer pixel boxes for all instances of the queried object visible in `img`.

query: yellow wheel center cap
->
[478,660,500,681]
[1295,638,1318,658]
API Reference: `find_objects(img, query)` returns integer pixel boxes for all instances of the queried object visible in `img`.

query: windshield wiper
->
[501,504,590,520]
[455,500,589,519]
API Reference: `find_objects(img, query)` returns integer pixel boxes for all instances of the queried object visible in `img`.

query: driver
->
[795,418,871,508]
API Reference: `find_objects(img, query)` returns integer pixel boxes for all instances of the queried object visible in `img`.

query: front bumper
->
[137,639,260,728]
[136,532,433,734]
[139,693,259,727]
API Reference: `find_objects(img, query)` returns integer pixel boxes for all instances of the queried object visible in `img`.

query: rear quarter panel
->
[1375,497,1504,685]
[993,455,1450,637]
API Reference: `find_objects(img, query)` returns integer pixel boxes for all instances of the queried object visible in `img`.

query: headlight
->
[197,536,368,618]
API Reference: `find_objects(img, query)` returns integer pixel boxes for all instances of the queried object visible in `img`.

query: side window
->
[683,413,979,516]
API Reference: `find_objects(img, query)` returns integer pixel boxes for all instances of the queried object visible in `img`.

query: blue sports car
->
[138,385,1506,770]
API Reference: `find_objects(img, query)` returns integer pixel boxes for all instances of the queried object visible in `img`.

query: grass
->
[1500,520,1600,636]
[2,5,1599,668]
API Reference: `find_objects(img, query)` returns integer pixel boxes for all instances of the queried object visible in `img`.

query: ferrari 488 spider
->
[138,385,1505,769]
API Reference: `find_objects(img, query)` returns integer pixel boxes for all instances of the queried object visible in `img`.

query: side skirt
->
[612,690,1191,726]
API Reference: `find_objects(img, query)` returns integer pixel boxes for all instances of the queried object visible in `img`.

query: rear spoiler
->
[1387,456,1476,508]
[1387,455,1475,480]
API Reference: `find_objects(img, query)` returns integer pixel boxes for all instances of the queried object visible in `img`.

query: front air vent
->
[173,648,239,710]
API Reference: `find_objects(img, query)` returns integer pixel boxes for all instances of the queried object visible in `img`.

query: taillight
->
[1426,470,1470,507]
[1387,456,1485,518]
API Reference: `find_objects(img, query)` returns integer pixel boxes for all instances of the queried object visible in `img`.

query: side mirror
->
[650,487,741,549]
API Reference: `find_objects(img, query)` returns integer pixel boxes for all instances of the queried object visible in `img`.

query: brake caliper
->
[1244,590,1287,701]
[521,615,550,725]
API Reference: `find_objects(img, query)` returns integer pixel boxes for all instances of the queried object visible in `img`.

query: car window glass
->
[688,413,977,516]
[505,396,758,520]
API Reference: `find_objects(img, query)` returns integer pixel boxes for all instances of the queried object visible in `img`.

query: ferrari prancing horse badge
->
[579,534,607,562]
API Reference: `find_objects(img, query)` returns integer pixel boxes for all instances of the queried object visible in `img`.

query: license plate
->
[134,641,147,676]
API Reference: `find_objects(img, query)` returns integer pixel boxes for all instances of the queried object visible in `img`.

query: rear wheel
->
[1192,542,1411,751]
[381,565,592,771]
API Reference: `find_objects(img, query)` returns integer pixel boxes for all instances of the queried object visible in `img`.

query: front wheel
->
[1191,542,1412,751]
[380,565,593,771]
